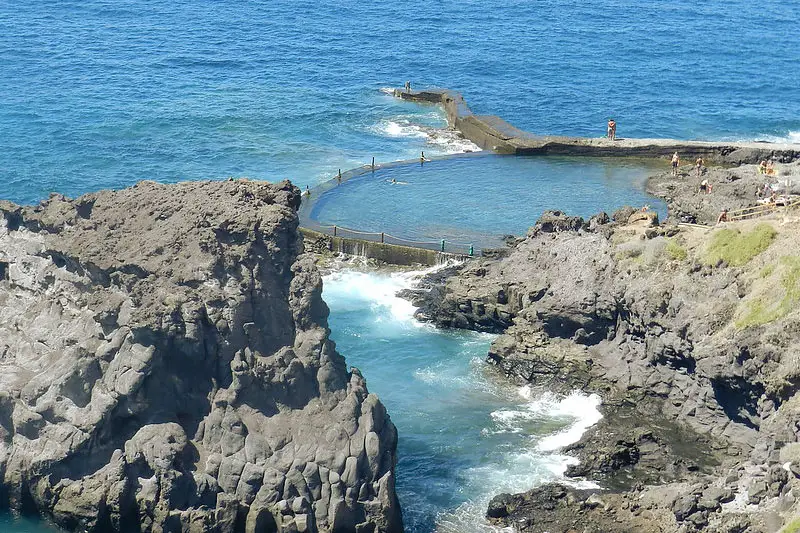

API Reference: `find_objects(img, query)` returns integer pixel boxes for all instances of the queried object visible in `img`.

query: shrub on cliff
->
[737,256,800,328]
[703,223,777,267]
[666,239,688,261]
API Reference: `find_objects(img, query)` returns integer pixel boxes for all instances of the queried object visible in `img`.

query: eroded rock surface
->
[409,203,800,532]
[0,180,402,532]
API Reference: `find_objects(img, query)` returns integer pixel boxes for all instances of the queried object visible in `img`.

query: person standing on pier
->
[607,119,616,140]
[671,152,680,177]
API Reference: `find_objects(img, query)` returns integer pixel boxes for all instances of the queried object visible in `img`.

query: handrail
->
[307,221,478,254]
[728,197,800,221]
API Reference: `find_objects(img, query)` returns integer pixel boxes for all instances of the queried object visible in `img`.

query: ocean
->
[1,0,798,531]
[1,0,798,206]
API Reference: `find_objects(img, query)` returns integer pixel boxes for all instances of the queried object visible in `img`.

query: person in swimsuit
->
[717,208,728,224]
[758,160,768,174]
[671,152,680,177]
[607,119,616,140]
[766,159,775,175]
[695,157,703,178]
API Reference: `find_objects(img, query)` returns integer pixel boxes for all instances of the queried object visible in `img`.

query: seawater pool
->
[308,155,667,248]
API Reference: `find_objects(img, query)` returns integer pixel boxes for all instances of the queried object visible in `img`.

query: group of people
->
[669,152,707,181]
[758,159,776,175]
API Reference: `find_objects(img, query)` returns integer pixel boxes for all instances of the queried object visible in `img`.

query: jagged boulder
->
[0,180,402,532]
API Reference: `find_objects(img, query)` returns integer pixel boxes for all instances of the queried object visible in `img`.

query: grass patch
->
[737,256,800,328]
[760,264,776,278]
[665,239,688,261]
[704,223,777,267]
[781,516,800,533]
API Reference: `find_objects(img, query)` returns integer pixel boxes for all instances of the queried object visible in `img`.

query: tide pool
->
[309,155,667,248]
[322,267,602,532]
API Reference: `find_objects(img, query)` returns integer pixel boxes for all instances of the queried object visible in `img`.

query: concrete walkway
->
[393,88,800,164]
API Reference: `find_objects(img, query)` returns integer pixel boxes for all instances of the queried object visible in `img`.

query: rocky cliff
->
[0,179,402,533]
[405,197,800,531]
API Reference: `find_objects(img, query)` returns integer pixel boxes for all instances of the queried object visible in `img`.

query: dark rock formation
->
[647,160,800,225]
[409,206,800,531]
[0,180,402,532]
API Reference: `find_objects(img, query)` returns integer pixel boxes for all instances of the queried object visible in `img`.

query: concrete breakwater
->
[393,88,800,163]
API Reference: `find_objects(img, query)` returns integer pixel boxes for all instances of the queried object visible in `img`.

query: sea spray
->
[323,265,603,532]
[368,108,482,156]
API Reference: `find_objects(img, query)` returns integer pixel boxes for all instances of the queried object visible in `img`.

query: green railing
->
[298,152,493,257]
[312,223,477,256]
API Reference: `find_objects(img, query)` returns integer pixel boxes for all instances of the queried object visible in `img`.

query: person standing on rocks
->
[695,157,703,177]
[671,152,680,177]
[607,118,616,140]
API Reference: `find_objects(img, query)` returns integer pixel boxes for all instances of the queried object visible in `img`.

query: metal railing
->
[728,197,800,221]
[314,223,477,256]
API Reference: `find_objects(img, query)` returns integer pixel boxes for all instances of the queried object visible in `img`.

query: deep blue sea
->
[1,0,799,531]
[2,0,799,206]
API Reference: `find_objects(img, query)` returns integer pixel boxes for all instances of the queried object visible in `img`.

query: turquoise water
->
[0,514,61,533]
[322,269,601,532]
[309,155,667,248]
[2,0,799,531]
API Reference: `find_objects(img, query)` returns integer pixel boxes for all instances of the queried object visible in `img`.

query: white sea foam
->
[323,267,603,533]
[534,392,603,452]
[370,114,482,155]
[736,130,800,144]
[323,269,417,323]
[377,119,430,139]
[322,262,462,326]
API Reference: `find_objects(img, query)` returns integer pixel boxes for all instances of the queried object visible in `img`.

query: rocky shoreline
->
[0,180,402,532]
[2,156,799,533]
[401,159,800,532]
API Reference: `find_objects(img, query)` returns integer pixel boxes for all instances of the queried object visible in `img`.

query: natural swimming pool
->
[307,154,668,249]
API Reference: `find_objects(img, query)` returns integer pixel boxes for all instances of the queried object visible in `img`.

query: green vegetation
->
[665,239,688,261]
[704,224,777,267]
[760,264,776,278]
[780,516,800,533]
[737,256,800,328]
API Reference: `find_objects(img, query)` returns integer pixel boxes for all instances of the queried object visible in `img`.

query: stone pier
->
[393,88,800,164]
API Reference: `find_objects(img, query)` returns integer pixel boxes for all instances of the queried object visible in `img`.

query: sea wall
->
[0,180,403,533]
[300,228,462,266]
[394,88,800,163]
